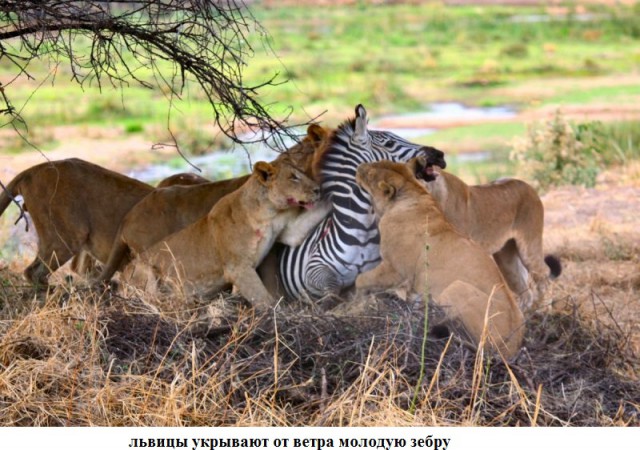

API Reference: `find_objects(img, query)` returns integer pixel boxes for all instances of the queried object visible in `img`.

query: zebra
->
[279,104,447,301]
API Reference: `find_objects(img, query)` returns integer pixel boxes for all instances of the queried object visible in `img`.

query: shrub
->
[124,122,144,134]
[510,111,604,192]
[500,43,529,59]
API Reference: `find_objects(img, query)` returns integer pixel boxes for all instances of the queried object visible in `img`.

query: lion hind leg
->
[25,242,74,285]
[493,240,534,311]
[511,235,554,310]
[24,259,51,286]
[95,238,132,284]
[436,280,524,359]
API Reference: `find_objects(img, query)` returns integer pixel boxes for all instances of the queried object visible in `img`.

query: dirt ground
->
[0,126,180,184]
[541,163,640,350]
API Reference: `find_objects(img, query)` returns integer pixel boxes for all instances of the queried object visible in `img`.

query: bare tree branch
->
[0,0,307,146]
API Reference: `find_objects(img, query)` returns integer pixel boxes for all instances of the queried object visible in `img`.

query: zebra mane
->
[312,114,358,185]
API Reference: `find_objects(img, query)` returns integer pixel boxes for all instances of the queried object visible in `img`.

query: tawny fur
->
[156,172,210,188]
[0,158,153,284]
[71,170,213,278]
[355,159,525,359]
[96,124,331,284]
[423,169,561,310]
[125,159,323,311]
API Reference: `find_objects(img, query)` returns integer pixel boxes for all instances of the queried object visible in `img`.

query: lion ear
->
[408,155,427,177]
[254,161,276,185]
[306,123,327,143]
[378,181,396,200]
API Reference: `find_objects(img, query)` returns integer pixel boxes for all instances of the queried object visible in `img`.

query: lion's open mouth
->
[417,147,446,183]
[422,163,439,182]
[288,198,315,209]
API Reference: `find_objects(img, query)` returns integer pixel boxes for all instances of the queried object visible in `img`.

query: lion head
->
[410,149,446,182]
[356,159,427,217]
[254,160,320,211]
[275,123,331,181]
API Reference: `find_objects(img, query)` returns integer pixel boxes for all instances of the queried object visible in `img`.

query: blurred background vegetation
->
[1,0,639,185]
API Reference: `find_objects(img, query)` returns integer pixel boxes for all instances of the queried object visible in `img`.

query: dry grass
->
[0,271,637,426]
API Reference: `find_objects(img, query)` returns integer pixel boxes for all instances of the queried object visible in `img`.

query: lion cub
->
[417,163,561,311]
[126,159,321,311]
[354,158,525,358]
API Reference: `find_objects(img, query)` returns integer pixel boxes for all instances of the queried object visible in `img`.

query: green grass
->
[433,117,640,185]
[447,150,517,185]
[264,3,639,114]
[1,2,639,156]
[598,120,640,164]
[427,122,525,149]
[543,84,640,105]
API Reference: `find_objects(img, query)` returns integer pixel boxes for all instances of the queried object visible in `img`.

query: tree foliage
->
[0,0,304,146]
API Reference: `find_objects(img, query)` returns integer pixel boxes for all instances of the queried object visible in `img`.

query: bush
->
[500,43,529,59]
[0,125,56,154]
[124,122,144,134]
[510,111,604,192]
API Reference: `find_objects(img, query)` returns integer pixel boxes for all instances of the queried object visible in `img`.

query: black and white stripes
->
[279,104,445,300]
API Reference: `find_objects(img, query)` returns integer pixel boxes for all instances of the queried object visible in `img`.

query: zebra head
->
[317,104,446,201]
[279,104,447,301]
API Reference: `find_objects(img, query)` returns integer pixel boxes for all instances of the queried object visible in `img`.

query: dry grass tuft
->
[0,272,637,426]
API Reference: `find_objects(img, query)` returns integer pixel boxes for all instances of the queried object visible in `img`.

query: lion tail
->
[0,170,26,218]
[544,254,562,279]
[0,180,17,217]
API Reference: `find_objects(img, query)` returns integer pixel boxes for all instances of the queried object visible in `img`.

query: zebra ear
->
[378,181,396,200]
[354,104,368,142]
[254,161,276,185]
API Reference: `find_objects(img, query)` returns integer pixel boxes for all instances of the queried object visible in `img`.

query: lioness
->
[96,124,331,284]
[354,158,525,359]
[415,162,561,310]
[71,173,210,277]
[126,160,322,310]
[0,158,153,284]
